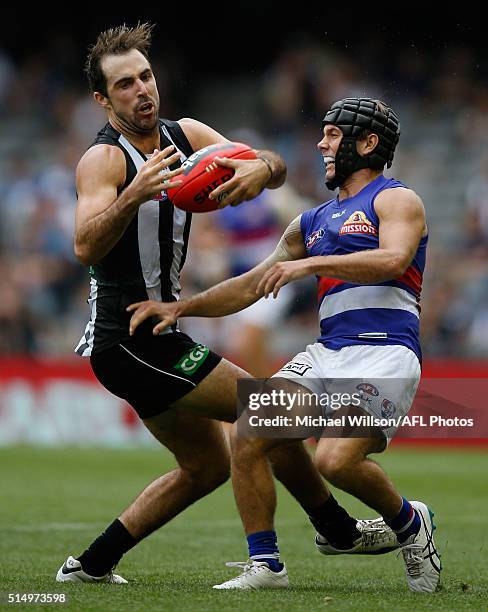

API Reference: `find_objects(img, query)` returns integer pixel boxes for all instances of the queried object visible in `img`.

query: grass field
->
[0,446,487,611]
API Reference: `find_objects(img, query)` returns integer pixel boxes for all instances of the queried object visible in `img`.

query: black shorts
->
[90,331,222,419]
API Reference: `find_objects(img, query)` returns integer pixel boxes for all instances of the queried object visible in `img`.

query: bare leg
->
[314,436,402,518]
[121,411,230,538]
[268,440,330,509]
[73,359,245,575]
[118,358,248,538]
[75,359,342,577]
[171,359,331,516]
[122,359,331,537]
[75,410,231,576]
[229,424,284,534]
[228,377,338,536]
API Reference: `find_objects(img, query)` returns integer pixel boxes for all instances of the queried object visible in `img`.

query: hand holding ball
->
[166,142,256,212]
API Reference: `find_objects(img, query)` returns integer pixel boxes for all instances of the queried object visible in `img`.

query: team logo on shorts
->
[356,383,379,396]
[339,211,377,236]
[381,399,397,418]
[174,344,209,376]
[306,229,325,249]
[279,362,312,376]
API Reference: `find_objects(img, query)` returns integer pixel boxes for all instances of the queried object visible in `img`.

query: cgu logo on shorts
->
[175,344,210,375]
[306,229,325,249]
[339,211,377,236]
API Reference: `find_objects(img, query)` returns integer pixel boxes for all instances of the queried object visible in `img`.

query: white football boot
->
[400,501,441,593]
[56,556,128,584]
[213,560,289,590]
[316,518,399,555]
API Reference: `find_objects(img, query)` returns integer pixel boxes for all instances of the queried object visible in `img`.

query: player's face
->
[99,49,160,133]
[317,125,343,182]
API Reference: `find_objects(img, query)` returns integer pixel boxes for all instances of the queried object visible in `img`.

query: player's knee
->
[203,455,230,491]
[181,451,230,494]
[201,462,230,492]
[314,448,354,485]
[229,426,273,460]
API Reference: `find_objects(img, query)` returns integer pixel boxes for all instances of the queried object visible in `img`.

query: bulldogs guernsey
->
[301,175,427,362]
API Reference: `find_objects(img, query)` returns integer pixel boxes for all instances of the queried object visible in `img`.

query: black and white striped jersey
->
[75,119,193,356]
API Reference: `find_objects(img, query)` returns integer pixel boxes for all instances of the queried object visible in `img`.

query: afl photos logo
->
[339,211,377,236]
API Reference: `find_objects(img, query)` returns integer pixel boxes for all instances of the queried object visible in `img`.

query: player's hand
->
[128,145,184,205]
[257,260,312,299]
[209,156,270,208]
[126,299,182,336]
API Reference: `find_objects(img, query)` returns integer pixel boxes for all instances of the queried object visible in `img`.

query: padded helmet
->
[322,98,400,189]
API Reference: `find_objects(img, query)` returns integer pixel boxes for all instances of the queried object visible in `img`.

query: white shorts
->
[272,343,421,443]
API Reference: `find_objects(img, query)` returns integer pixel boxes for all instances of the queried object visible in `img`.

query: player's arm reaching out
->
[179,118,287,207]
[74,144,183,265]
[211,149,286,206]
[127,215,305,336]
[258,188,427,298]
[128,188,425,334]
[74,119,285,266]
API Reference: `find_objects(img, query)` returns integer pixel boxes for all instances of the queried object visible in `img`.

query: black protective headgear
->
[322,98,400,190]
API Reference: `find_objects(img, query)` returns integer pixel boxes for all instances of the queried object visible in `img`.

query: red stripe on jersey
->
[318,276,345,302]
[397,265,422,296]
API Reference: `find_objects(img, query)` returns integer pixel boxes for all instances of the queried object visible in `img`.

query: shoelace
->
[357,519,396,547]
[225,561,266,576]
[361,528,391,546]
[359,518,386,528]
[399,544,423,578]
[106,565,117,583]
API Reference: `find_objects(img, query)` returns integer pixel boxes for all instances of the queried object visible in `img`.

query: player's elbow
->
[74,240,97,266]
[388,252,411,278]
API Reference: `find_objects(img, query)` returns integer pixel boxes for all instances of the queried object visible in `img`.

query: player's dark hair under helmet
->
[322,98,400,190]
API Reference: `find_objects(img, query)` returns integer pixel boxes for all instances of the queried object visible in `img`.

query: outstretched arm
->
[127,215,305,336]
[258,187,427,297]
[178,118,286,208]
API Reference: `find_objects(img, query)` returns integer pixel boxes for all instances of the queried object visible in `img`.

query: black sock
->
[77,519,138,577]
[306,495,360,549]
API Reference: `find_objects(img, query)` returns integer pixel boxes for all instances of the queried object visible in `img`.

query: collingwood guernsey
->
[75,119,193,356]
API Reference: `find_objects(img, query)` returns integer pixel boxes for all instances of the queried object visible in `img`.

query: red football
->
[167,142,257,212]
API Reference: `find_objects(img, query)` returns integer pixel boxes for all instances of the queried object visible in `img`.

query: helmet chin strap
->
[325,137,370,190]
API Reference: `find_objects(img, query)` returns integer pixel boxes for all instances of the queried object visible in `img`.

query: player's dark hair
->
[85,22,155,96]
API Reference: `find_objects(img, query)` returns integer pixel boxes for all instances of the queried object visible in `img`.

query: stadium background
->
[1,12,487,442]
[0,11,487,611]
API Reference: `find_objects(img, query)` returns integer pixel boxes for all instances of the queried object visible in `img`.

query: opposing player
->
[56,24,396,585]
[128,98,441,592]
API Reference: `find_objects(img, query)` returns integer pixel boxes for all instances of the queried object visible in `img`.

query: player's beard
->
[113,99,160,135]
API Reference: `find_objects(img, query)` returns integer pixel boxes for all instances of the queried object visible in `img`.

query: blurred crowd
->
[0,36,487,364]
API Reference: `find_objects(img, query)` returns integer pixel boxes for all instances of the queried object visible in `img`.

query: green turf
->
[0,446,486,611]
